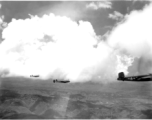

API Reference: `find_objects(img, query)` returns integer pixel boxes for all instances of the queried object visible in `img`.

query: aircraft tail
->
[53,79,57,83]
[117,72,125,81]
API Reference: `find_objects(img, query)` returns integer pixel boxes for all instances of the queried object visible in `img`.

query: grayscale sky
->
[0,1,152,83]
[0,1,150,36]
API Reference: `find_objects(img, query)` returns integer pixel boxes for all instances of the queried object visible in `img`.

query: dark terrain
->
[0,77,152,119]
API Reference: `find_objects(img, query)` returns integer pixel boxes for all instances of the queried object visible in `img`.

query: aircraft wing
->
[59,81,70,83]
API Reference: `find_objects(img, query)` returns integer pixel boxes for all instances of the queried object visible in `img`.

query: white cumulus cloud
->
[86,1,112,10]
[0,13,117,82]
[0,12,133,83]
[108,3,152,75]
[0,4,7,30]
[108,11,124,21]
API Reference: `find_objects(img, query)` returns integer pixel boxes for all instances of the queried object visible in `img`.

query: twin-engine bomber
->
[117,72,152,82]
[53,79,70,83]
[30,75,39,77]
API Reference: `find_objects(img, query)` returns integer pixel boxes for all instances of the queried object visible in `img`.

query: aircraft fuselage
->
[117,72,152,82]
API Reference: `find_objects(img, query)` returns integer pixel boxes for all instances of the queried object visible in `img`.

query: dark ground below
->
[1,77,152,119]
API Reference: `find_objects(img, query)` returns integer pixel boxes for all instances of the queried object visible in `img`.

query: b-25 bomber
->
[117,72,152,82]
[30,75,39,77]
[53,79,70,83]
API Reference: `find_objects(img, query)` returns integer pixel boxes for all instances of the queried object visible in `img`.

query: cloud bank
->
[0,13,126,83]
[108,3,152,75]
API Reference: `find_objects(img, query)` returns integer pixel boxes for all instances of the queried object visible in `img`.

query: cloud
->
[0,4,7,30]
[0,3,7,44]
[0,12,134,83]
[0,3,3,30]
[86,1,112,10]
[0,15,7,29]
[108,11,124,21]
[108,3,152,75]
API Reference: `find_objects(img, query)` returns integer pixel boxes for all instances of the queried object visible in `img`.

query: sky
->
[0,1,150,38]
[0,1,152,83]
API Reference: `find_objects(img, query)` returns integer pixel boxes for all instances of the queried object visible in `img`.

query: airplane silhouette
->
[117,72,152,82]
[53,79,70,83]
[30,75,39,77]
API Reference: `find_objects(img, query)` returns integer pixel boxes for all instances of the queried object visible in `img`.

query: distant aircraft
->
[53,79,70,83]
[117,72,152,82]
[30,75,39,77]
